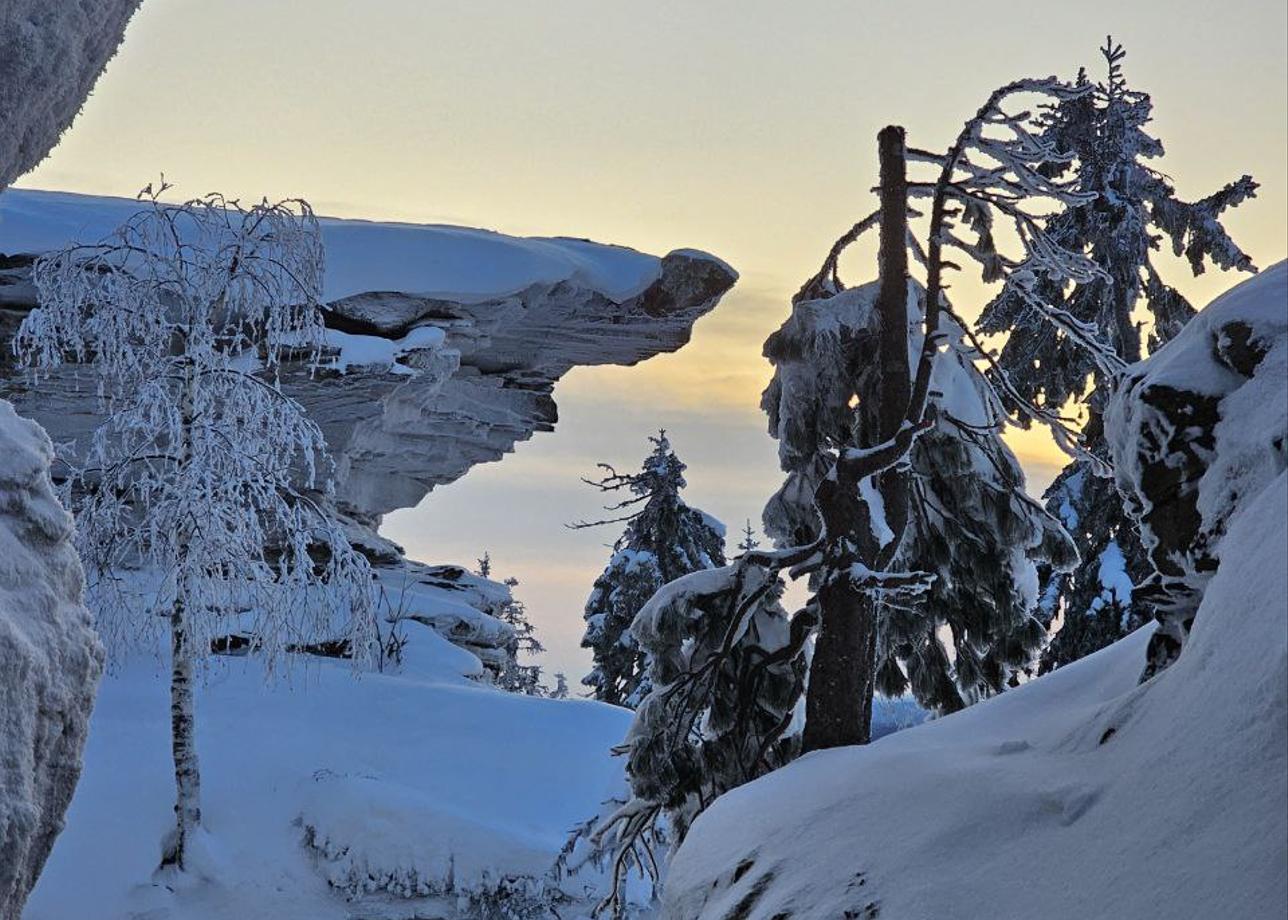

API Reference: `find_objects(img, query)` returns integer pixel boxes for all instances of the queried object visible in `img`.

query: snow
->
[0,188,663,304]
[0,401,103,919]
[24,582,636,919]
[1090,540,1133,614]
[313,325,447,374]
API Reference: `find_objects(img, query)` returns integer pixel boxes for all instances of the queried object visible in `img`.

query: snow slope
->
[0,188,662,303]
[665,478,1286,918]
[24,617,634,920]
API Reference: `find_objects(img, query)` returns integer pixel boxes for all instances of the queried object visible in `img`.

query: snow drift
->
[0,401,102,920]
[662,266,1288,920]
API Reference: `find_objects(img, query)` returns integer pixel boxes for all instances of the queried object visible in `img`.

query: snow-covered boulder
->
[1107,261,1287,675]
[660,267,1288,920]
[0,400,102,919]
[0,1,141,191]
[0,190,737,532]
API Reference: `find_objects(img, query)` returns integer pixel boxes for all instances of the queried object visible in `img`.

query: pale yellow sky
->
[14,0,1287,678]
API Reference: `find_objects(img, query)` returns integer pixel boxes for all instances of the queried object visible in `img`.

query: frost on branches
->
[564,556,805,918]
[14,186,375,871]
[575,432,727,708]
[973,40,1259,673]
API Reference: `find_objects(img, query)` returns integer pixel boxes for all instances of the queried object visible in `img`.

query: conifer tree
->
[975,40,1258,672]
[582,557,805,916]
[574,432,726,707]
[476,552,546,694]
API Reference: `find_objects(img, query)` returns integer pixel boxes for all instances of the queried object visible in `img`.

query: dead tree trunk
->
[803,126,910,752]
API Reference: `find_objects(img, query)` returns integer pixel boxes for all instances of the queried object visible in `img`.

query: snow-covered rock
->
[661,267,1288,920]
[1107,261,1287,675]
[0,1,141,191]
[0,189,738,530]
[0,400,102,920]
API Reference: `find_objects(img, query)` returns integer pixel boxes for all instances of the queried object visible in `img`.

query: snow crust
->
[0,189,662,303]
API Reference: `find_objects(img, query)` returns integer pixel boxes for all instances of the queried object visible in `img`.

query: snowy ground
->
[24,616,636,920]
[663,475,1288,920]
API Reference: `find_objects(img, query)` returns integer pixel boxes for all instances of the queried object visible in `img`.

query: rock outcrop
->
[0,190,737,674]
[1107,261,1287,676]
[0,401,103,920]
[0,191,738,532]
[0,0,141,190]
[0,7,140,915]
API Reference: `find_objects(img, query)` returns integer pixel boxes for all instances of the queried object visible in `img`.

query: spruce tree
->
[975,40,1258,672]
[476,552,546,695]
[570,557,807,916]
[575,432,727,707]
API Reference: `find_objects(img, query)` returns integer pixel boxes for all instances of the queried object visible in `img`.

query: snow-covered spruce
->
[0,401,103,920]
[763,279,1076,715]
[575,432,727,708]
[1107,261,1287,677]
[973,41,1258,674]
[767,78,1120,748]
[574,557,805,915]
[14,188,375,871]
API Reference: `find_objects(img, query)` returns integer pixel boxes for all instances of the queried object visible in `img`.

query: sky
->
[16,0,1287,682]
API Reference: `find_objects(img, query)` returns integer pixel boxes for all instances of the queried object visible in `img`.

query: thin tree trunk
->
[161,363,201,869]
[803,126,909,752]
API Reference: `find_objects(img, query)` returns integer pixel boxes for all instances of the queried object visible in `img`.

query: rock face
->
[1107,261,1287,677]
[0,0,141,190]
[0,191,738,533]
[0,401,103,920]
[0,8,139,915]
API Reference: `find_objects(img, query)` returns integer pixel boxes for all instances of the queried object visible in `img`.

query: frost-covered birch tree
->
[14,185,375,871]
[974,40,1258,674]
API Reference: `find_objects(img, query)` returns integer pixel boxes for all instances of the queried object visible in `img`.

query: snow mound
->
[0,400,103,918]
[663,270,1288,920]
[0,189,662,303]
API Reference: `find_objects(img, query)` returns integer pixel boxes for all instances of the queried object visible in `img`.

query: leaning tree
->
[975,40,1258,674]
[16,185,375,870]
[753,70,1134,751]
